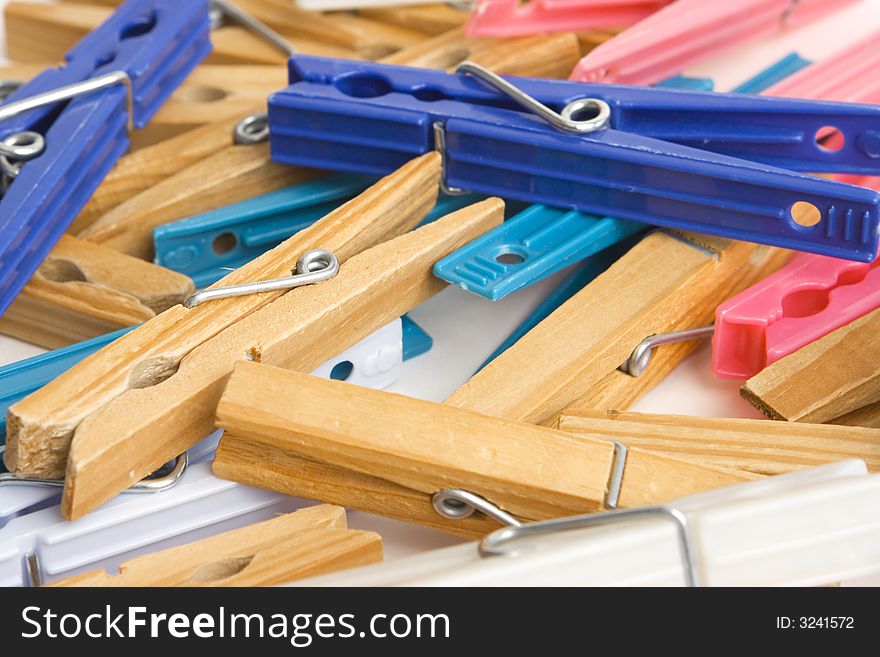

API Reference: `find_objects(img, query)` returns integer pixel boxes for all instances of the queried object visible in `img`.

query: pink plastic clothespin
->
[464,0,671,37]
[712,251,880,379]
[765,30,880,157]
[570,0,857,85]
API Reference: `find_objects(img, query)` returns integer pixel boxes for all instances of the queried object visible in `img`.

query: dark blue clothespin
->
[268,56,880,262]
[0,0,212,317]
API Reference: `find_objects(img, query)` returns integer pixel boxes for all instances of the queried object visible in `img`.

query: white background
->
[0,0,878,559]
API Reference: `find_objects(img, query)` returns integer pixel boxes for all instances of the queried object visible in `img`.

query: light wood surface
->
[569,246,793,412]
[558,409,880,475]
[742,309,880,423]
[214,362,752,534]
[59,193,500,519]
[50,505,382,587]
[358,4,469,35]
[71,113,254,232]
[382,27,581,78]
[77,143,319,259]
[0,236,194,349]
[444,232,758,426]
[4,154,441,484]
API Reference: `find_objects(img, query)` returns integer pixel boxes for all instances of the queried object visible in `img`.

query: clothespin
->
[73,111,261,233]
[444,232,788,425]
[213,361,753,539]
[556,409,880,475]
[569,0,856,84]
[4,155,504,520]
[3,0,355,65]
[151,173,485,287]
[742,307,880,424]
[295,461,880,587]
[0,236,192,349]
[382,27,583,79]
[465,0,671,37]
[712,251,880,379]
[356,3,470,36]
[830,401,880,430]
[299,0,455,11]
[269,56,880,261]
[764,30,880,105]
[49,504,382,587]
[434,205,645,300]
[0,457,301,587]
[0,0,211,318]
[431,73,700,302]
[77,112,321,260]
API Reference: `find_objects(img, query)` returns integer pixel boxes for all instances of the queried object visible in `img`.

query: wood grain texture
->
[558,409,880,475]
[50,505,382,587]
[568,246,793,412]
[60,196,501,519]
[445,231,757,426]
[0,236,194,349]
[358,4,469,35]
[72,113,252,232]
[214,436,498,539]
[4,2,357,66]
[382,27,581,79]
[77,143,319,259]
[831,402,880,429]
[742,309,880,423]
[214,362,751,532]
[4,154,441,483]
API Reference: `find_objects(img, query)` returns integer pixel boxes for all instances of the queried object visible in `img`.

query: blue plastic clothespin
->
[0,0,212,317]
[0,328,134,444]
[154,176,491,287]
[268,56,880,262]
[434,205,645,300]
[480,55,826,364]
[432,75,699,301]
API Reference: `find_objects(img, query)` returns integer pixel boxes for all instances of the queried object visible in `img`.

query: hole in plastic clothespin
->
[211,232,238,256]
[815,126,845,153]
[790,201,822,227]
[330,361,355,381]
[335,73,393,99]
[120,11,158,41]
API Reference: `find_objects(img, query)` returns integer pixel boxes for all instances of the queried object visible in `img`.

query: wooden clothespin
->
[444,232,789,426]
[132,66,288,147]
[213,361,752,539]
[357,4,469,36]
[71,112,256,232]
[831,402,880,430]
[5,1,358,66]
[0,236,194,349]
[50,505,382,587]
[77,113,319,259]
[570,245,792,412]
[557,409,880,475]
[742,308,880,425]
[381,27,581,79]
[5,155,504,520]
[229,0,429,59]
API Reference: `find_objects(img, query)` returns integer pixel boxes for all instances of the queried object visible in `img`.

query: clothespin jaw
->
[569,0,857,85]
[465,0,670,37]
[713,252,880,379]
[269,56,880,261]
[213,361,752,538]
[0,0,212,317]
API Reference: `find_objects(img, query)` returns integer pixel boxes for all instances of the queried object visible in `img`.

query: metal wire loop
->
[480,505,702,587]
[621,325,716,377]
[0,451,188,493]
[456,61,612,134]
[234,112,270,145]
[431,489,523,528]
[184,248,339,308]
[432,121,470,196]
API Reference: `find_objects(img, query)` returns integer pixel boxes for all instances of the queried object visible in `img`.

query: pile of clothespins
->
[0,0,879,588]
